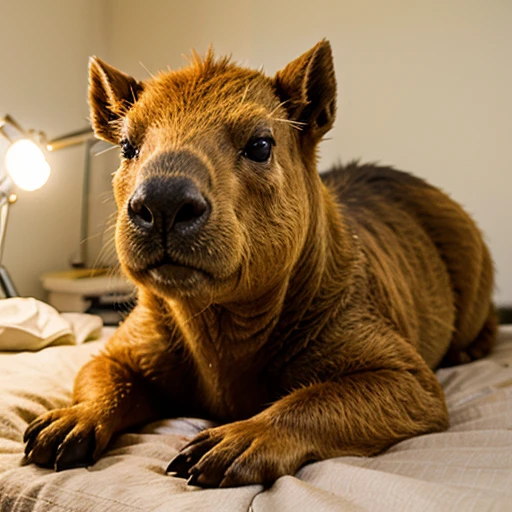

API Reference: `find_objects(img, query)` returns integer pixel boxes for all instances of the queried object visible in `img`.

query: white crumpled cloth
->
[0,297,103,351]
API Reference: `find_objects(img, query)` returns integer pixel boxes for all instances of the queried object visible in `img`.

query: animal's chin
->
[148,262,202,283]
[147,263,205,290]
[127,256,212,296]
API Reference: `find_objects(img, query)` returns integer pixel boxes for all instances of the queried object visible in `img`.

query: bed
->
[0,324,511,511]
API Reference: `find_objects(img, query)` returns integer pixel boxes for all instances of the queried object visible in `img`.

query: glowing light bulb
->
[4,139,50,191]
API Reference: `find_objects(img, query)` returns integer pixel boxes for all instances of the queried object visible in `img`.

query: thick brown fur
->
[24,40,496,488]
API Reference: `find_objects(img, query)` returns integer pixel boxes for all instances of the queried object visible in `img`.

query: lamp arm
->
[0,187,18,297]
[0,115,25,134]
[0,176,15,263]
[0,196,19,297]
[47,129,96,151]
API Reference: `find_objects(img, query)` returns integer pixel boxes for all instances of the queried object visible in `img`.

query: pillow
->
[0,297,102,351]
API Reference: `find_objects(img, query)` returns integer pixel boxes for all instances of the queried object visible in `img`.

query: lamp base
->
[0,265,19,298]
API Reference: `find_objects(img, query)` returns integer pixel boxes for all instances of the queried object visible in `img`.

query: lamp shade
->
[4,139,50,191]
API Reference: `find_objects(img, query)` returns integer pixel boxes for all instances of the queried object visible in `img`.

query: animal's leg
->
[440,303,497,366]
[24,351,156,470]
[23,312,164,472]
[466,304,498,361]
[168,338,448,488]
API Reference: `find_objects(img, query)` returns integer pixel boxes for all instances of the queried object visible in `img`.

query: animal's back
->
[321,162,496,368]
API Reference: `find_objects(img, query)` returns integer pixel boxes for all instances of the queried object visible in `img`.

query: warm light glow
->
[4,139,51,191]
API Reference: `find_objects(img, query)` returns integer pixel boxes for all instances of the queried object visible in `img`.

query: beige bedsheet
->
[0,326,511,511]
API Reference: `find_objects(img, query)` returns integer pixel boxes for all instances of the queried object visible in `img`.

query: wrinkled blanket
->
[0,326,511,511]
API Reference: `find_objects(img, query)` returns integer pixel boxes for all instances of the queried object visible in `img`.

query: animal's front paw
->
[24,404,113,471]
[166,418,311,488]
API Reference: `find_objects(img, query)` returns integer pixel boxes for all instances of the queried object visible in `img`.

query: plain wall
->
[0,0,110,298]
[106,0,512,304]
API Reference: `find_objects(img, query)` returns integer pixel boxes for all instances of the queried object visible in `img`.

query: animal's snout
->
[128,177,210,236]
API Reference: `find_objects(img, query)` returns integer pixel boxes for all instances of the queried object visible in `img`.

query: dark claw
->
[187,473,200,486]
[24,421,39,444]
[167,435,219,480]
[34,458,57,470]
[166,453,191,479]
[188,464,225,488]
[54,431,95,472]
[24,435,37,459]
[55,458,90,472]
[24,416,52,448]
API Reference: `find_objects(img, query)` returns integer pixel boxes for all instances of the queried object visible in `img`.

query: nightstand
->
[41,268,135,325]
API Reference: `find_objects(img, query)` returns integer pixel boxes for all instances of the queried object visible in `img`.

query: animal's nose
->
[128,177,210,236]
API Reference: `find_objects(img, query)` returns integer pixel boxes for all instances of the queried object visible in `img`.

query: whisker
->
[271,117,305,131]
[268,99,292,118]
[182,295,215,327]
[94,145,118,157]
[139,61,155,78]
[92,244,116,271]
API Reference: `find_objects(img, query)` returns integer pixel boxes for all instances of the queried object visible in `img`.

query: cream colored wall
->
[0,0,110,298]
[106,0,512,305]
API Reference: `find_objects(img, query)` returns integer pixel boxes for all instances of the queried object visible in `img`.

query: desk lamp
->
[0,115,51,297]
[0,114,114,297]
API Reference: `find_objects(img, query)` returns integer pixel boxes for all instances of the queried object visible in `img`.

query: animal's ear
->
[88,57,143,144]
[274,40,337,141]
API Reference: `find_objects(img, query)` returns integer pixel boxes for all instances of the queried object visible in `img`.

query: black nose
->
[128,177,210,236]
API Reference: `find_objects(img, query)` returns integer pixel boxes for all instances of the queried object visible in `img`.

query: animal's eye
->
[243,137,274,163]
[121,140,139,160]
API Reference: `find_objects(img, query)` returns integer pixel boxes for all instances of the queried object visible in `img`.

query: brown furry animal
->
[24,40,496,488]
